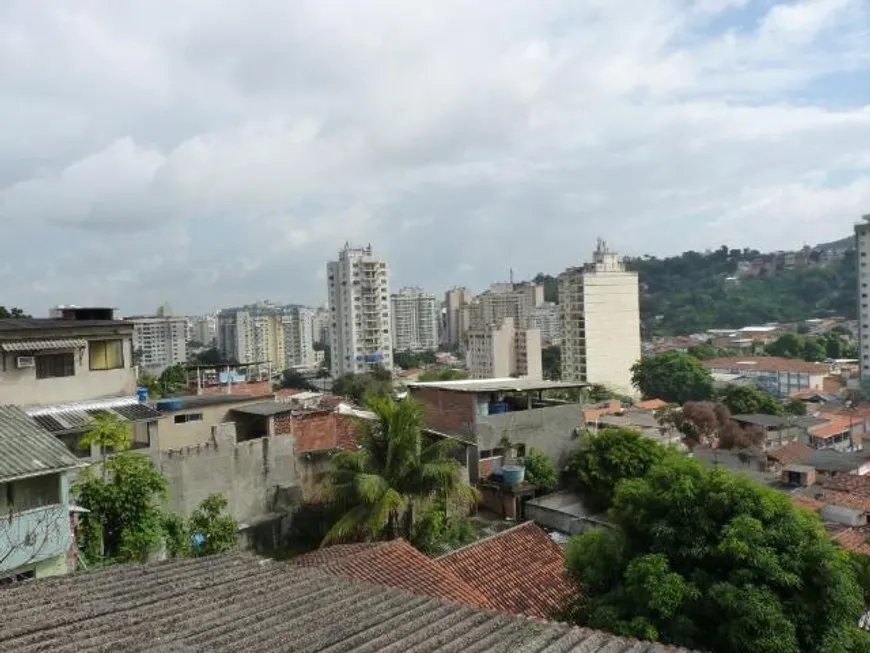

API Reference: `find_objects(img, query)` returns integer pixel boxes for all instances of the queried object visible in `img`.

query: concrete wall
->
[156,399,271,450]
[525,491,609,535]
[0,337,136,406]
[0,474,72,577]
[157,424,299,526]
[476,403,582,469]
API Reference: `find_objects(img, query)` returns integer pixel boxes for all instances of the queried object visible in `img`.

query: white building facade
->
[391,287,439,352]
[857,215,870,381]
[327,244,393,377]
[128,311,188,374]
[190,315,217,347]
[283,307,317,369]
[466,317,543,380]
[444,287,474,351]
[559,240,641,396]
[531,302,561,346]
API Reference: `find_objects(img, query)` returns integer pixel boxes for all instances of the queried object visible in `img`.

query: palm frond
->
[322,504,370,545]
[366,488,406,535]
[354,473,390,504]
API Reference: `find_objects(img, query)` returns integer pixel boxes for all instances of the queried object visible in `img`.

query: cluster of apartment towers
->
[326,240,641,397]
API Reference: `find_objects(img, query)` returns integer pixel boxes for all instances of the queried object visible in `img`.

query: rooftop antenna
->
[510,268,514,285]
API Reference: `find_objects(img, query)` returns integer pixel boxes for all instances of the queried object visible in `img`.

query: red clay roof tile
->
[767,442,814,466]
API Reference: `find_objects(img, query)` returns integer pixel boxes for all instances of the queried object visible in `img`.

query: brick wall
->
[411,388,476,436]
[273,410,360,453]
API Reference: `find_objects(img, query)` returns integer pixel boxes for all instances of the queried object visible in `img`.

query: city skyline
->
[1,2,868,314]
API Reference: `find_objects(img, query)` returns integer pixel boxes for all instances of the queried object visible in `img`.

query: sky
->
[1,0,869,316]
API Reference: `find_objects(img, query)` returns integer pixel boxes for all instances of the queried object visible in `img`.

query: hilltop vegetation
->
[534,243,855,336]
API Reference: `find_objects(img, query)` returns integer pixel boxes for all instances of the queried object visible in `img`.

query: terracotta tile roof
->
[437,522,572,619]
[831,526,870,555]
[809,414,853,439]
[824,474,870,497]
[702,356,830,375]
[293,539,492,609]
[791,494,825,512]
[635,398,669,411]
[767,441,814,466]
[814,489,870,513]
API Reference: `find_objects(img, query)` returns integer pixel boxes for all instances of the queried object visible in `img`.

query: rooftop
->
[0,318,130,332]
[0,405,83,481]
[25,396,161,434]
[805,448,870,473]
[155,393,274,411]
[731,413,825,429]
[767,441,814,466]
[0,553,701,653]
[230,400,298,417]
[702,356,830,375]
[437,522,572,619]
[407,378,587,394]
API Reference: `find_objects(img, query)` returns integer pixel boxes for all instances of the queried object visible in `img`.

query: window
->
[3,475,61,512]
[35,353,75,379]
[173,413,203,424]
[89,340,124,370]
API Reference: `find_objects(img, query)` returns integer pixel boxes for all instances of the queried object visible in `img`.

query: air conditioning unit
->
[16,356,36,368]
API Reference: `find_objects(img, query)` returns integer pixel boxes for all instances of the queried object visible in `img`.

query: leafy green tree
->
[686,343,719,360]
[393,350,437,370]
[281,369,318,391]
[138,372,162,399]
[717,384,782,416]
[525,447,558,492]
[784,398,808,416]
[189,347,236,366]
[80,412,132,455]
[566,428,674,512]
[158,363,188,395]
[408,500,476,555]
[631,352,714,404]
[765,333,804,358]
[584,384,618,403]
[332,372,392,404]
[0,306,29,318]
[417,368,468,382]
[563,453,870,653]
[322,396,479,543]
[74,453,168,563]
[164,494,238,557]
[542,345,561,380]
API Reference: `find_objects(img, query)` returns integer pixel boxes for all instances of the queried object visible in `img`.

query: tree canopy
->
[765,332,857,361]
[393,349,437,370]
[322,396,478,544]
[524,447,558,492]
[164,494,238,558]
[563,451,870,653]
[0,306,29,318]
[542,345,561,380]
[717,384,783,416]
[331,371,392,404]
[280,368,318,391]
[631,352,714,404]
[417,368,468,382]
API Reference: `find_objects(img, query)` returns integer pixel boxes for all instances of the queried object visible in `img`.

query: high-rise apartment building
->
[313,305,330,345]
[391,287,438,352]
[283,307,317,369]
[190,314,217,347]
[856,215,870,380]
[217,309,285,371]
[327,244,392,377]
[531,302,561,346]
[466,318,542,380]
[444,287,474,350]
[127,304,188,374]
[468,282,544,331]
[559,240,641,396]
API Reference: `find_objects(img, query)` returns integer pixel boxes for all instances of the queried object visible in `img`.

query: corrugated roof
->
[0,338,87,352]
[408,378,587,393]
[0,405,83,481]
[24,396,160,433]
[0,552,702,652]
[703,356,830,375]
[230,400,295,416]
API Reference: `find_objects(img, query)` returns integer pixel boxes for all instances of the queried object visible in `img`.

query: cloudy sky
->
[1,0,869,315]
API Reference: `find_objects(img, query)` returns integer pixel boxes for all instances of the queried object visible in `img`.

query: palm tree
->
[322,395,479,544]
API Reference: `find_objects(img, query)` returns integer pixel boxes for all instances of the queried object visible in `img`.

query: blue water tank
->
[501,465,526,486]
[156,398,184,412]
[136,386,149,403]
[489,402,508,415]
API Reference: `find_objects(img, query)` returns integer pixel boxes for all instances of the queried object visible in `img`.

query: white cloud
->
[0,0,868,312]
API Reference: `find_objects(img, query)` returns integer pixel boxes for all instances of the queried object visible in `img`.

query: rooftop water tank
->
[156,398,184,412]
[501,465,525,486]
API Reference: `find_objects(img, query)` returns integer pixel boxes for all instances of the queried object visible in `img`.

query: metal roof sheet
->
[0,338,87,352]
[24,396,160,433]
[0,405,83,481]
[0,553,702,653]
[407,378,587,393]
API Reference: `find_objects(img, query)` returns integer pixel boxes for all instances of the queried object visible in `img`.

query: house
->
[296,522,571,620]
[0,313,161,457]
[701,357,829,398]
[153,393,277,449]
[0,405,84,582]
[766,441,814,472]
[0,552,703,653]
[407,378,587,481]
[807,414,856,451]
[731,413,825,448]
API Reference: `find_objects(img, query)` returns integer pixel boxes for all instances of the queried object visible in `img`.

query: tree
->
[80,412,132,456]
[332,373,391,404]
[542,346,561,380]
[563,453,870,653]
[717,384,782,416]
[164,494,238,558]
[393,350,437,370]
[0,306,29,318]
[630,352,714,404]
[188,347,235,366]
[524,447,558,492]
[74,452,168,563]
[322,396,479,543]
[417,369,468,382]
[281,369,318,391]
[156,363,188,396]
[566,428,674,513]
[784,398,808,416]
[686,343,718,360]
[584,384,618,403]
[675,401,722,450]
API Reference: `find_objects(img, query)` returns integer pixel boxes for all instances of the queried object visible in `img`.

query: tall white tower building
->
[127,304,188,374]
[391,287,438,352]
[327,244,393,377]
[559,240,641,396]
[283,307,317,369]
[856,215,870,380]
